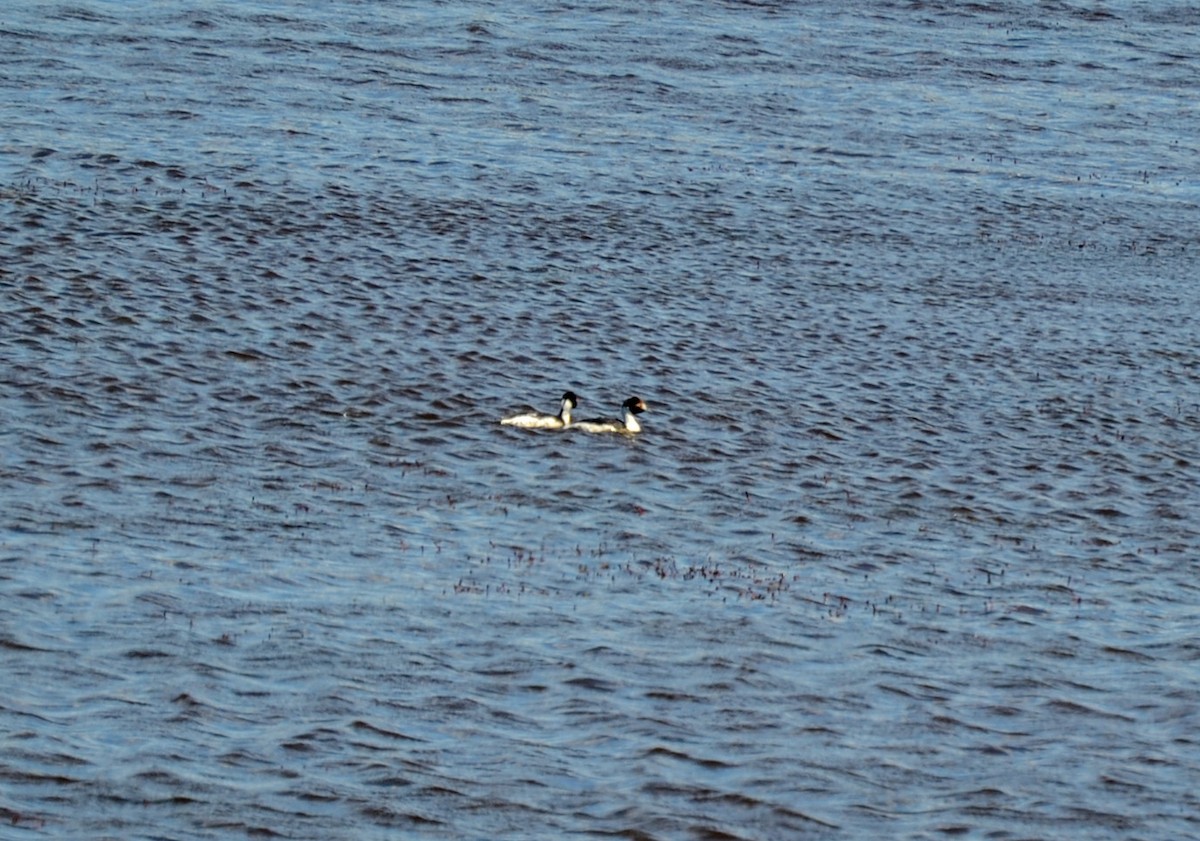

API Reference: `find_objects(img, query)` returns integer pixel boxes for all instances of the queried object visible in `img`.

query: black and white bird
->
[499,391,579,429]
[572,396,648,434]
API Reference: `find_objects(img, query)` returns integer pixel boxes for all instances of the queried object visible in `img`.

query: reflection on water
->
[3,0,1199,837]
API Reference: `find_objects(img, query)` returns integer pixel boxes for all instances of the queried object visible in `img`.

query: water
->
[3,1,1199,838]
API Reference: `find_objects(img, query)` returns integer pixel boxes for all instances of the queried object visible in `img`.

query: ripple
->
[3,1,1200,839]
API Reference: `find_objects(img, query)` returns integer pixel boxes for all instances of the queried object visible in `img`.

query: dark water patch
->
[3,0,1199,838]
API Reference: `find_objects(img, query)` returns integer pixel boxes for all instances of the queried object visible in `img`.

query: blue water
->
[3,1,1199,838]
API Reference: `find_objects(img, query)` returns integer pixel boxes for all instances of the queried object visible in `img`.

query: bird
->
[499,391,579,429]
[572,396,648,434]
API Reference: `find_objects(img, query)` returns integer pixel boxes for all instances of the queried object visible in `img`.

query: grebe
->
[499,391,579,429]
[573,396,647,434]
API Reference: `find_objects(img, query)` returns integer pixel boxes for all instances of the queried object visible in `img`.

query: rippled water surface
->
[3,1,1200,838]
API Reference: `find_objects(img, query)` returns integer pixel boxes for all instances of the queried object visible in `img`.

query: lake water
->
[3,1,1199,838]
